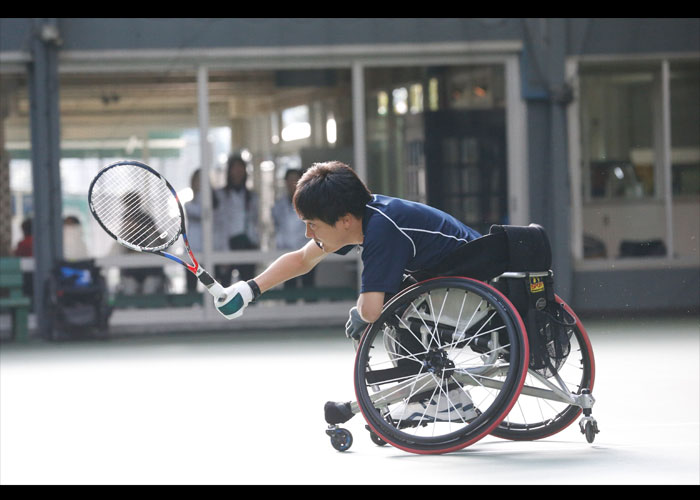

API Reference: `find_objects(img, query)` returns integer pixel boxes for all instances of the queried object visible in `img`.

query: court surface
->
[1,315,698,485]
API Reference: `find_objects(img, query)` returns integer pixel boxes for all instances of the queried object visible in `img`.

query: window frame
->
[567,53,700,270]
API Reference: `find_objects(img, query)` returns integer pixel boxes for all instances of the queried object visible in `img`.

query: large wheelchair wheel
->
[491,296,595,441]
[353,277,529,454]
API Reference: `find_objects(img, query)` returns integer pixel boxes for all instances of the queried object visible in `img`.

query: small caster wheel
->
[584,420,599,443]
[579,416,599,443]
[326,426,353,452]
[365,425,387,446]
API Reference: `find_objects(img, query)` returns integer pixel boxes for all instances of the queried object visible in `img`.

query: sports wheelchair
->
[325,224,598,454]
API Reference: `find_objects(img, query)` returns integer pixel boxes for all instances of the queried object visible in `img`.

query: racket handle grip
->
[196,268,224,299]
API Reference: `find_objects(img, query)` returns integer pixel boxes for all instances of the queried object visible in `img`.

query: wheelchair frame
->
[493,272,593,406]
[325,270,598,454]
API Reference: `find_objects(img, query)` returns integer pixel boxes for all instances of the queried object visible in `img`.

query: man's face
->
[302,217,348,253]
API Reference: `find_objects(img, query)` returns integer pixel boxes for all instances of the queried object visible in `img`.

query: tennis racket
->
[88,159,241,316]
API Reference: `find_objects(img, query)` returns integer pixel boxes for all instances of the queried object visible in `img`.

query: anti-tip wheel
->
[366,425,387,446]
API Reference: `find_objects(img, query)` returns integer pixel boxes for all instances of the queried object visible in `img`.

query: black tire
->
[584,421,596,443]
[491,296,595,441]
[354,277,529,455]
[329,428,353,452]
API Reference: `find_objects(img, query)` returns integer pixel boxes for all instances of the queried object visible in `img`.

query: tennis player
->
[225,161,511,424]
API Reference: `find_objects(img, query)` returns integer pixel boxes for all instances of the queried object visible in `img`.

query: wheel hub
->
[423,348,455,377]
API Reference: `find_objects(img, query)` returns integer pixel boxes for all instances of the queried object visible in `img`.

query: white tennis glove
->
[215,280,257,319]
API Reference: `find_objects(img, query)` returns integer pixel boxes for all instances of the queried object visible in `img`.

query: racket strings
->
[114,185,175,247]
[93,177,163,242]
[91,165,182,250]
[109,191,156,244]
[110,184,179,246]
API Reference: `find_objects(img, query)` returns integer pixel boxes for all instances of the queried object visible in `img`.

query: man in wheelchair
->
[221,161,554,427]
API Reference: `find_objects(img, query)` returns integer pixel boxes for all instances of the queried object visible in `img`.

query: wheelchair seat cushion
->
[489,223,552,272]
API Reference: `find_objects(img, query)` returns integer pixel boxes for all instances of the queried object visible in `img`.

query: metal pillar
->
[522,19,573,302]
[197,65,215,318]
[28,18,63,338]
[546,19,573,302]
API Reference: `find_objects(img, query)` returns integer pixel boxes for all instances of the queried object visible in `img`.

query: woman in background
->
[212,154,260,286]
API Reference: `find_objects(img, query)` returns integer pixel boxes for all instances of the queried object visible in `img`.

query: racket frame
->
[88,160,223,297]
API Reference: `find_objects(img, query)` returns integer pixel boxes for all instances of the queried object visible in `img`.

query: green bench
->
[0,257,31,341]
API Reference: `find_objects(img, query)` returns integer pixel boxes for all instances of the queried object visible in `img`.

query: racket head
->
[88,160,185,253]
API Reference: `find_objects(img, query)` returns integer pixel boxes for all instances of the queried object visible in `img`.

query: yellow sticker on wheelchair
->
[530,277,544,293]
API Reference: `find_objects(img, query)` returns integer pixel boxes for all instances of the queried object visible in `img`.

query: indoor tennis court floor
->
[1,315,698,485]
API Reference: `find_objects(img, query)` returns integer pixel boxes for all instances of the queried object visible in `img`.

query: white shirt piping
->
[403,227,470,245]
[365,197,471,259]
[365,204,417,257]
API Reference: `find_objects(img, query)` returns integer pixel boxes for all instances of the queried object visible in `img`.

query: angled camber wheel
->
[353,277,529,455]
[491,296,596,441]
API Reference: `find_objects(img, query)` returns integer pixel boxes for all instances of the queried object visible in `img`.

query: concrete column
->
[28,18,64,338]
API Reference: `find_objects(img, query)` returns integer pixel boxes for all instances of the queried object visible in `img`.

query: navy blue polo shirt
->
[336,195,481,295]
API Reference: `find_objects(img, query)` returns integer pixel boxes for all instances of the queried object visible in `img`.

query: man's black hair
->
[293,161,372,225]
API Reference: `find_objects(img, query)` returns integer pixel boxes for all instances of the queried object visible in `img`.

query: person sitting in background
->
[14,218,33,257]
[14,217,33,297]
[62,215,89,261]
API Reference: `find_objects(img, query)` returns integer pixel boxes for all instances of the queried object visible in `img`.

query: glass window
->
[48,68,356,300]
[580,64,657,201]
[365,65,507,234]
[579,62,667,259]
[392,87,408,115]
[281,105,311,142]
[55,71,202,295]
[207,68,356,294]
[578,59,700,261]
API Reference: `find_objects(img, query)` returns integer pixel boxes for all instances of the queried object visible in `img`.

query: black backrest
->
[489,223,552,272]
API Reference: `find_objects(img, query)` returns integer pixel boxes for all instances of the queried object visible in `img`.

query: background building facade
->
[1,18,698,337]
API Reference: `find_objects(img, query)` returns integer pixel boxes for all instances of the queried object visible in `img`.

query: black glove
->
[345,306,368,341]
